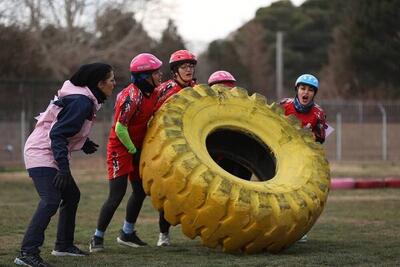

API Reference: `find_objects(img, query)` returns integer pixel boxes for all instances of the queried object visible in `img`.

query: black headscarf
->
[131,71,156,96]
[70,62,113,103]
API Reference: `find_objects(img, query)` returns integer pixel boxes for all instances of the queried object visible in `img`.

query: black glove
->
[314,122,326,144]
[82,139,99,154]
[53,171,73,191]
[132,148,141,166]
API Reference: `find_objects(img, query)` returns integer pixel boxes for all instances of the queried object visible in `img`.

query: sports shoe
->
[298,234,308,243]
[14,252,53,267]
[51,245,88,256]
[117,230,147,247]
[157,232,170,247]
[89,235,104,253]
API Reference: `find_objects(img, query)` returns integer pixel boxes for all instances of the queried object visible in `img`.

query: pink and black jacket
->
[24,81,102,173]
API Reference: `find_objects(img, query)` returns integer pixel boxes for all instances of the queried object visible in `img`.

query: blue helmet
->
[295,74,319,90]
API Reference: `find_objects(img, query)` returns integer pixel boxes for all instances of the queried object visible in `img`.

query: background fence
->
[1,81,399,168]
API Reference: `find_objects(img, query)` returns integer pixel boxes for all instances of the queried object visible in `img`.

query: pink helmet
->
[130,53,162,73]
[169,50,197,66]
[208,70,236,86]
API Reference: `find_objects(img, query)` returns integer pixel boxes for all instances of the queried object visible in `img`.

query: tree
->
[234,21,271,97]
[94,7,156,84]
[152,19,186,79]
[205,40,250,89]
[324,0,400,98]
[0,25,47,80]
[254,0,337,96]
[4,0,99,79]
[0,0,160,81]
[290,0,335,76]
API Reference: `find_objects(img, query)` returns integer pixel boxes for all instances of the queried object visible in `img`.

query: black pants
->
[21,167,80,254]
[96,175,170,233]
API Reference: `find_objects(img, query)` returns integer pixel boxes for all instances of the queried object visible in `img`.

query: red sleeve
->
[279,98,293,116]
[117,86,141,127]
[154,81,181,112]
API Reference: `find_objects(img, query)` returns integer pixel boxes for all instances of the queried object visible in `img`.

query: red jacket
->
[107,83,158,156]
[280,98,327,143]
[153,79,196,112]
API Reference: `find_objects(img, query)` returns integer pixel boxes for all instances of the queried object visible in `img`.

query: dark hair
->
[70,62,113,91]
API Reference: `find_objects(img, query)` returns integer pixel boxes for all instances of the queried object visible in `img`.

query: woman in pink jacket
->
[14,63,116,267]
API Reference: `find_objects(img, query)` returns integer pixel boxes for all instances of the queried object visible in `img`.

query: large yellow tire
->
[140,84,330,254]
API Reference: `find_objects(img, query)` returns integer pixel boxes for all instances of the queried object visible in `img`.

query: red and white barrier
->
[330,177,400,190]
[384,177,400,188]
[354,179,385,189]
[330,178,355,189]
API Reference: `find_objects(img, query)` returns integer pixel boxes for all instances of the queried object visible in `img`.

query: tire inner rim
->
[206,128,276,181]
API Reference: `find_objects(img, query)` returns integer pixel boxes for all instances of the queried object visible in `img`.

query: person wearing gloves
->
[280,74,327,144]
[15,63,116,267]
[280,73,328,243]
[89,53,164,252]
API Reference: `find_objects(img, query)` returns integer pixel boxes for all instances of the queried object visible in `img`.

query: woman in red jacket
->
[152,49,197,246]
[89,53,163,252]
[153,49,197,112]
[280,74,327,243]
[280,74,327,144]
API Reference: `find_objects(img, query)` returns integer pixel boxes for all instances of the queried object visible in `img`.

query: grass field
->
[1,165,400,267]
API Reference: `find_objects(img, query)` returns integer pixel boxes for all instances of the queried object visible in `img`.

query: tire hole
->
[206,129,276,181]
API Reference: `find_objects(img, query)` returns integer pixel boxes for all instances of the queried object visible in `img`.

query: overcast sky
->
[142,0,305,53]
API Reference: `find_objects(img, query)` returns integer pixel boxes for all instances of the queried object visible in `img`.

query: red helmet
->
[169,50,197,68]
[208,70,236,86]
[130,53,162,73]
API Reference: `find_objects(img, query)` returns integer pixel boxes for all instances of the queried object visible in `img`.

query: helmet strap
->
[174,71,191,87]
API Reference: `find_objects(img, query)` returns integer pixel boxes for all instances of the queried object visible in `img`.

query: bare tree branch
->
[0,0,172,80]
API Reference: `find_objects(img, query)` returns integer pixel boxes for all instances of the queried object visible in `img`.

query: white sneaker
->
[298,234,308,243]
[157,232,170,246]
